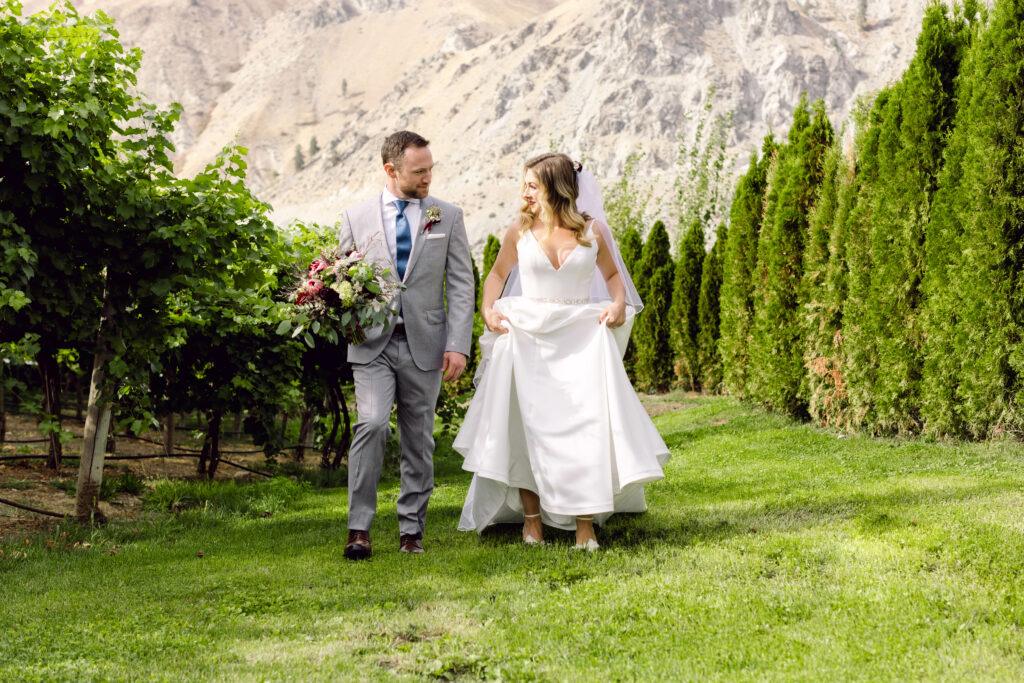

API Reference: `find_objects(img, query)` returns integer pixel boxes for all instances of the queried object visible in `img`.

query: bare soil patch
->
[0,413,301,541]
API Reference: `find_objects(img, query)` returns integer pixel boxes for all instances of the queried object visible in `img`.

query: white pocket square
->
[425,233,447,239]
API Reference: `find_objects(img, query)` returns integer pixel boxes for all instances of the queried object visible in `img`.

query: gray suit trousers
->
[347,332,442,537]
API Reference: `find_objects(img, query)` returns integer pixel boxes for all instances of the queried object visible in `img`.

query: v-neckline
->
[529,228,581,272]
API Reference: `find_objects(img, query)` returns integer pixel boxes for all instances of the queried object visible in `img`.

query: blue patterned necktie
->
[394,199,411,280]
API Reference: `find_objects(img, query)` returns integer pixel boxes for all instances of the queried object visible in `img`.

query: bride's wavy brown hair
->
[518,153,592,246]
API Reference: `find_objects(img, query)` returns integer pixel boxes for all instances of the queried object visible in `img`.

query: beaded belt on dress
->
[528,296,590,304]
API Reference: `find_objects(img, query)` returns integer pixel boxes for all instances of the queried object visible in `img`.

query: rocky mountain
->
[23,0,935,246]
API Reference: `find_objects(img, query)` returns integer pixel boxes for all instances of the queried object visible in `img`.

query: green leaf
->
[275,320,292,336]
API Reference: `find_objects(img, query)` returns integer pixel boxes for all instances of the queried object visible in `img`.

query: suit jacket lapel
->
[370,195,399,281]
[402,196,433,282]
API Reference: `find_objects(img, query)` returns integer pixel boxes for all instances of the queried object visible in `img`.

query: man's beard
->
[400,182,428,199]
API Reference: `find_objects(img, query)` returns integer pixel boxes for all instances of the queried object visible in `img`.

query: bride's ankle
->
[522,512,543,543]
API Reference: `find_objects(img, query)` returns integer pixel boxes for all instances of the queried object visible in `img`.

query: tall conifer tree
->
[482,234,501,279]
[805,103,868,430]
[697,225,726,392]
[920,0,984,436]
[749,96,834,416]
[671,220,706,390]
[619,225,644,379]
[719,137,775,397]
[922,0,1024,437]
[801,138,843,424]
[838,88,892,428]
[634,221,675,391]
[861,3,968,434]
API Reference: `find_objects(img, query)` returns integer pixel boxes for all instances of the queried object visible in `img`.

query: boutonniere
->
[423,206,443,233]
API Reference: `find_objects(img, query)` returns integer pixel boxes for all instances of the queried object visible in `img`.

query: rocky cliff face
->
[22,0,933,244]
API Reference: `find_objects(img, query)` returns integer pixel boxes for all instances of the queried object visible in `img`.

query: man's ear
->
[384,162,398,179]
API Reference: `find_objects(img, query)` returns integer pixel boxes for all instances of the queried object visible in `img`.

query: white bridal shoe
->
[523,513,544,545]
[573,516,600,552]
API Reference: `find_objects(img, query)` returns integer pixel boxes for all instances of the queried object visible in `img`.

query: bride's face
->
[522,169,544,212]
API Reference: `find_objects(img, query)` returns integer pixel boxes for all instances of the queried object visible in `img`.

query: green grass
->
[143,476,308,517]
[3,396,1024,681]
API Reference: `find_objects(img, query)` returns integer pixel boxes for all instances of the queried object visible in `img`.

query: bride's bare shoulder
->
[587,217,611,244]
[502,221,524,245]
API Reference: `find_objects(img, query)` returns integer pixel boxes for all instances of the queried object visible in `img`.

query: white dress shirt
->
[381,187,421,275]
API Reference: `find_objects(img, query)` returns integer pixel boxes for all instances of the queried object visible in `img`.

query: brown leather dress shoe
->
[399,533,424,554]
[344,529,372,560]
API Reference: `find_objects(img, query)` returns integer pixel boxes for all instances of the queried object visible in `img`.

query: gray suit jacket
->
[338,193,475,372]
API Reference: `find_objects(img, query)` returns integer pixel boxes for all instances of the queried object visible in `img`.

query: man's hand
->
[442,351,468,382]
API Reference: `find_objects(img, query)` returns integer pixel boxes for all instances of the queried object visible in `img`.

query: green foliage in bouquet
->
[284,248,401,347]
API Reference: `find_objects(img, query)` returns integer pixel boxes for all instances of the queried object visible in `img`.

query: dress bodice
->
[516,227,598,304]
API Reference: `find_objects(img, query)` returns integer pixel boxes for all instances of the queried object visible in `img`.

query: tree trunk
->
[320,391,339,470]
[197,410,224,479]
[106,409,116,454]
[76,283,117,525]
[162,413,175,456]
[197,413,212,477]
[295,408,313,461]
[37,346,62,470]
[232,412,242,436]
[75,353,112,524]
[279,411,289,443]
[207,411,223,479]
[197,434,210,476]
[74,373,84,421]
[0,361,6,446]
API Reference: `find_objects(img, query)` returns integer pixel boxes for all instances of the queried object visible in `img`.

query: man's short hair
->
[382,131,430,169]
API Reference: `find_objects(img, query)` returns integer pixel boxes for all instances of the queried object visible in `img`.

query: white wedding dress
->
[455,225,670,532]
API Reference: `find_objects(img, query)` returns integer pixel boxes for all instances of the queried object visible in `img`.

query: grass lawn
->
[3,396,1024,681]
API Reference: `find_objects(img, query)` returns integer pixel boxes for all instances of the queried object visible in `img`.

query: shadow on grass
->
[599,478,1019,548]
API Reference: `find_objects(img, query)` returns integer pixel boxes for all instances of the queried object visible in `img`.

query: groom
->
[338,130,474,559]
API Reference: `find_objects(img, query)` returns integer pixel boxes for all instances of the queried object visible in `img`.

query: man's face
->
[386,145,433,199]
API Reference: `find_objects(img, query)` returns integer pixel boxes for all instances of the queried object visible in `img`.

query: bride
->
[454,152,670,550]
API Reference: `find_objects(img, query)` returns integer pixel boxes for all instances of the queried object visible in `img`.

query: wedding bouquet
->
[289,249,401,346]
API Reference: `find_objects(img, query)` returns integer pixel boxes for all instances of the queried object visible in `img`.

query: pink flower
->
[307,279,324,294]
[309,258,328,274]
[349,250,363,260]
